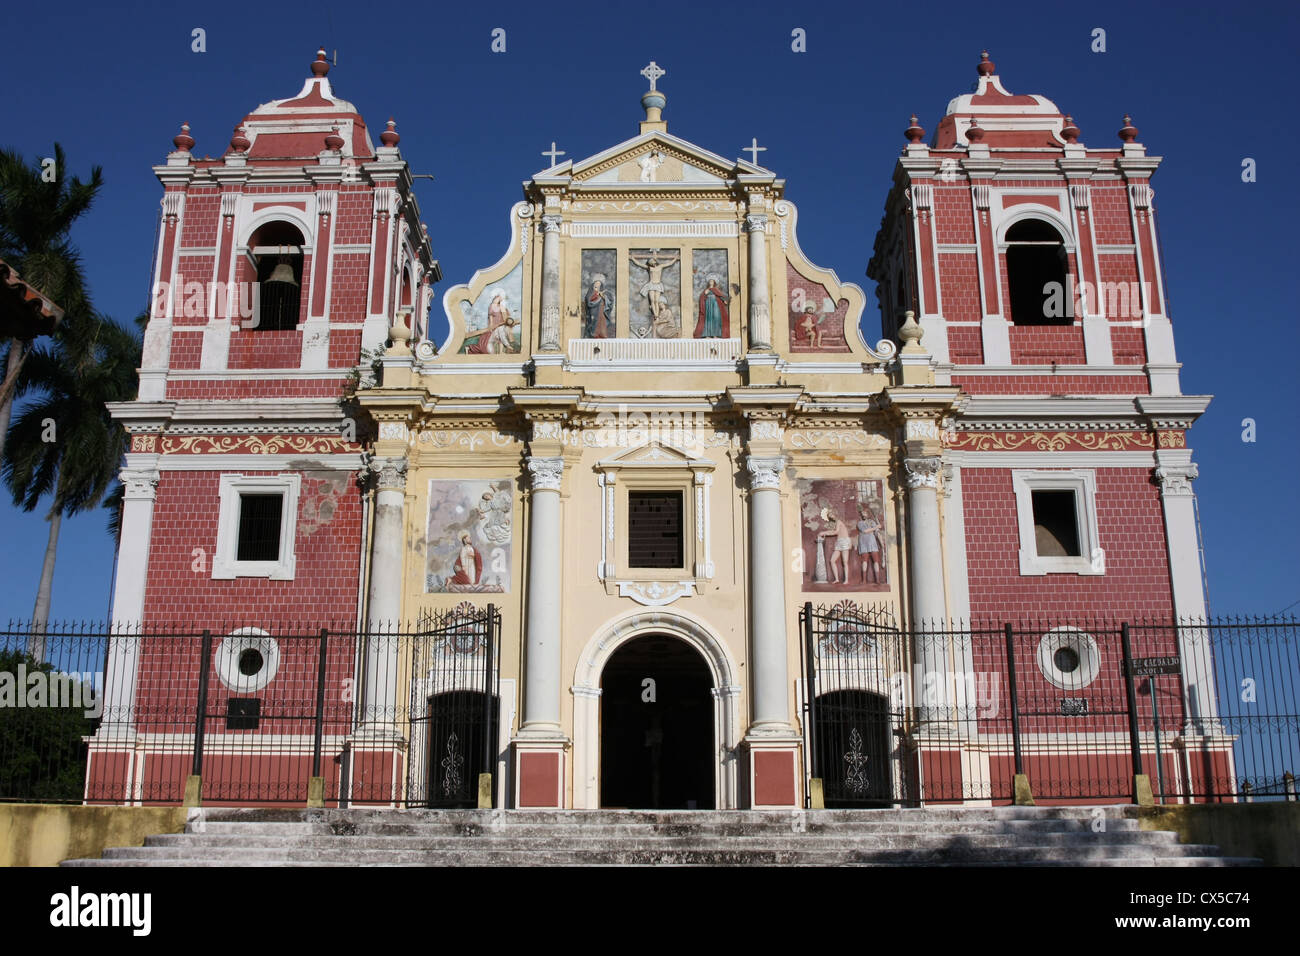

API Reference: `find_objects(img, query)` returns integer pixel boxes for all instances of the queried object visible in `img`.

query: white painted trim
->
[159,454,363,472]
[212,472,302,580]
[940,461,972,625]
[164,367,349,380]
[947,451,1156,468]
[571,607,742,810]
[1010,469,1104,576]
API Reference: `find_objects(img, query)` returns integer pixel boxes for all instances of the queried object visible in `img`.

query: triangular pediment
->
[597,440,715,471]
[540,132,767,188]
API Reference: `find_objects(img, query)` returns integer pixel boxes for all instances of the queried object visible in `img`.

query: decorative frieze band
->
[945,430,1175,452]
[569,220,737,239]
[154,434,353,455]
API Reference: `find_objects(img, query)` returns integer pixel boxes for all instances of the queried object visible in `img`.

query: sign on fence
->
[1127,656,1181,677]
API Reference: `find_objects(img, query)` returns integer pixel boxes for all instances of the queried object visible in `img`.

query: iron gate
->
[409,603,502,808]
[799,601,907,808]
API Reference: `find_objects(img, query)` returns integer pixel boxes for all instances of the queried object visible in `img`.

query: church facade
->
[92,49,1223,810]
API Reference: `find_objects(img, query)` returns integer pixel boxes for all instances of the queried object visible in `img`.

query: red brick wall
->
[960,466,1174,620]
[141,469,363,626]
[952,374,1149,395]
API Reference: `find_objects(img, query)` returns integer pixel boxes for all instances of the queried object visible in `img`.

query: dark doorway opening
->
[813,690,894,807]
[600,635,715,809]
[425,690,499,808]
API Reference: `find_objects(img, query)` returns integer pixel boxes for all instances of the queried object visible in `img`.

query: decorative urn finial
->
[905,114,926,144]
[312,47,330,77]
[229,125,250,153]
[380,118,400,148]
[173,122,195,152]
[898,310,924,349]
[1118,114,1139,143]
[977,50,996,76]
[1061,115,1081,144]
[324,126,345,151]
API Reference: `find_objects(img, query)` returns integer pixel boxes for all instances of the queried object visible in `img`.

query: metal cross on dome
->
[641,60,666,91]
[542,141,565,166]
[744,137,767,165]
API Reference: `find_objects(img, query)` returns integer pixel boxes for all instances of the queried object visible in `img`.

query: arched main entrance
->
[599,635,715,809]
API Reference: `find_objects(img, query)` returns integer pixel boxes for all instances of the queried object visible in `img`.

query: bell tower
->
[111,47,438,631]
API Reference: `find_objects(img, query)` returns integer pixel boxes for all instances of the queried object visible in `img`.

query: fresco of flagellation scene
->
[425,479,514,593]
[786,262,850,353]
[458,262,523,354]
[796,478,888,592]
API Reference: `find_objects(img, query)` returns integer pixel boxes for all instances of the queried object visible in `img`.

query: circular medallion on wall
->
[1036,626,1101,691]
[215,628,281,693]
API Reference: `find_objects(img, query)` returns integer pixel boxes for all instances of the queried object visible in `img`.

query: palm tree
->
[3,313,140,657]
[0,144,103,461]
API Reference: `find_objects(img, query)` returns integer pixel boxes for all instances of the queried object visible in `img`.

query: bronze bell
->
[265,257,298,287]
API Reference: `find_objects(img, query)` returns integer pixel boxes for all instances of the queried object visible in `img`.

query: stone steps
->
[61,806,1259,867]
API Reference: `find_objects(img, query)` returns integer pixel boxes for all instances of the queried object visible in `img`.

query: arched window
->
[246,221,305,331]
[1005,219,1070,326]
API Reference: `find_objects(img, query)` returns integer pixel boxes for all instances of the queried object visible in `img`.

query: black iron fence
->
[800,604,1300,807]
[3,605,1296,808]
[0,603,501,806]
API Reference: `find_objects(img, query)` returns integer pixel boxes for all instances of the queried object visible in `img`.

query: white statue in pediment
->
[637,150,665,182]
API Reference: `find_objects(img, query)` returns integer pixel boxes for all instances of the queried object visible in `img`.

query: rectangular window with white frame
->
[213,473,301,580]
[1011,469,1104,575]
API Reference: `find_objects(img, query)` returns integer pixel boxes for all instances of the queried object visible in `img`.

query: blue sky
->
[0,0,1296,623]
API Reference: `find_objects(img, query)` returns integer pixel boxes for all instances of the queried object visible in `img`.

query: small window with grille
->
[214,474,300,580]
[627,490,684,569]
[236,493,284,562]
[1012,470,1103,576]
[1030,489,1081,557]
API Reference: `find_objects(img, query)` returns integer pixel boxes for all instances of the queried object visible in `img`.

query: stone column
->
[103,462,160,731]
[520,455,565,734]
[362,456,407,728]
[903,456,948,723]
[745,214,772,350]
[515,454,568,808]
[1154,460,1220,733]
[539,216,562,351]
[745,455,792,733]
[742,453,802,808]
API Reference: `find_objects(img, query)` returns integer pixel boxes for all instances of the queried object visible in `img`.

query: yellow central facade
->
[357,82,956,809]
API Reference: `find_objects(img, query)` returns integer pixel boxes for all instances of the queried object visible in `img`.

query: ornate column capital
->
[540,214,563,233]
[744,213,769,233]
[369,456,408,492]
[903,456,942,490]
[1155,463,1198,497]
[120,468,161,501]
[526,455,565,492]
[745,456,785,491]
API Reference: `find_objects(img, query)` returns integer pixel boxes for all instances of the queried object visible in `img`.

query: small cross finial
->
[542,142,565,166]
[641,60,666,91]
[744,137,767,166]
